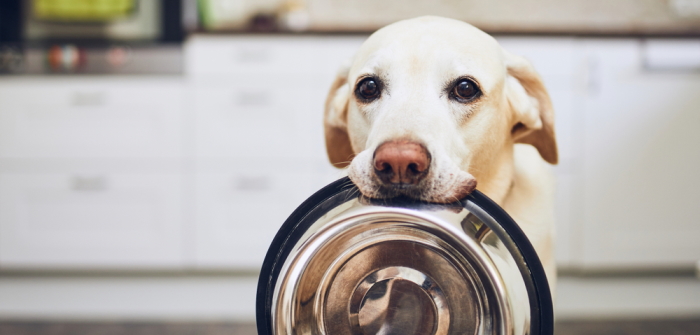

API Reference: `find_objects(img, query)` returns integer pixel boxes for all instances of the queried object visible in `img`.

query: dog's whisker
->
[345,188,359,202]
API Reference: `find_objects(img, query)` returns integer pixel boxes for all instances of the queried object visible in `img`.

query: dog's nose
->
[373,141,431,185]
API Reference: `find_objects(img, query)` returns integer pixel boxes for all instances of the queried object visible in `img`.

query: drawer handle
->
[72,176,108,191]
[72,92,106,107]
[234,176,270,191]
[236,91,270,107]
[235,49,270,63]
[643,40,700,71]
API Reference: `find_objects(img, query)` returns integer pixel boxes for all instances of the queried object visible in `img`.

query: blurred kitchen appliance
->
[0,0,184,74]
[257,177,553,335]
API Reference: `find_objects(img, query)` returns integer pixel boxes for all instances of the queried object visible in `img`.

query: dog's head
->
[325,16,557,203]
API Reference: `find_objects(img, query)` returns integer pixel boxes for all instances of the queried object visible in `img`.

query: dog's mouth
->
[352,170,478,204]
[374,181,427,200]
[346,148,478,204]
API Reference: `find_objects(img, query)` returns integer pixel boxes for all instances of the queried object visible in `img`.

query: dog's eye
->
[356,78,381,101]
[451,79,480,102]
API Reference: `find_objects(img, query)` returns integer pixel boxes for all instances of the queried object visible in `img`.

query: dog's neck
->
[471,145,516,205]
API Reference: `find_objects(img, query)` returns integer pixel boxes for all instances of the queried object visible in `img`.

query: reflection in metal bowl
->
[256,177,552,335]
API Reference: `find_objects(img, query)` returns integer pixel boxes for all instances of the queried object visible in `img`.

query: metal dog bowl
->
[256,177,553,335]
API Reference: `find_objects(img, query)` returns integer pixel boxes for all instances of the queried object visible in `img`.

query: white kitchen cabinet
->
[187,36,361,268]
[578,39,700,269]
[193,160,338,269]
[0,78,186,159]
[0,172,186,269]
[185,35,365,77]
[0,76,188,270]
[192,77,331,160]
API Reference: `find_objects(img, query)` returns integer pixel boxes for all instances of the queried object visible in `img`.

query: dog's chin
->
[375,182,427,200]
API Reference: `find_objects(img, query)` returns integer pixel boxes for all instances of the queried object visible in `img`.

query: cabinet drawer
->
[0,78,185,158]
[194,81,328,159]
[0,172,185,269]
[193,165,338,269]
[185,36,365,77]
[497,37,578,77]
[579,40,700,268]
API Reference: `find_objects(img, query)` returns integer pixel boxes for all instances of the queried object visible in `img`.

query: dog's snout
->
[373,141,431,185]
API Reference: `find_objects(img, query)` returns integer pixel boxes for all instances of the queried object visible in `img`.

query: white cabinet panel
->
[497,37,578,77]
[0,173,185,269]
[193,162,338,269]
[579,39,700,268]
[193,79,330,159]
[553,174,580,266]
[185,35,366,77]
[0,78,185,159]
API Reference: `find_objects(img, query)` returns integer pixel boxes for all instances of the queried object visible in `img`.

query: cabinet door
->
[193,161,339,269]
[187,37,359,269]
[193,77,331,160]
[0,77,185,159]
[579,39,700,269]
[185,35,365,77]
[0,172,185,269]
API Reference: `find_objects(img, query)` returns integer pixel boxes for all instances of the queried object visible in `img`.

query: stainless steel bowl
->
[256,177,553,335]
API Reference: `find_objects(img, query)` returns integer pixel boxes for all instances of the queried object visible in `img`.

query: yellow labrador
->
[324,16,558,293]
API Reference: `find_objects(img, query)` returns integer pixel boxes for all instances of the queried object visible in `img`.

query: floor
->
[1,320,700,335]
[556,319,700,335]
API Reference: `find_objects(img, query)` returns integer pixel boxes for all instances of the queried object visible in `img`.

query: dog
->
[323,16,558,295]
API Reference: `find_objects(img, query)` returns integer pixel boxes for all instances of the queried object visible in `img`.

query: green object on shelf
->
[197,0,214,28]
[197,0,257,30]
[33,0,136,22]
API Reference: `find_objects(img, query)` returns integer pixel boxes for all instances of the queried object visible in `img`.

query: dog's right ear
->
[324,63,355,168]
[504,51,559,165]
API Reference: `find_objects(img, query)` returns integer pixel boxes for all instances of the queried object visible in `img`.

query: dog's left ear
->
[504,51,558,164]
[324,63,355,168]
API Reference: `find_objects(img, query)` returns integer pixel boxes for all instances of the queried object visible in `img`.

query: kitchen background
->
[1,0,700,334]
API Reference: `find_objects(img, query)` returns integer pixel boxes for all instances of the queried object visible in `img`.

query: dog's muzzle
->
[347,140,477,202]
[256,177,553,335]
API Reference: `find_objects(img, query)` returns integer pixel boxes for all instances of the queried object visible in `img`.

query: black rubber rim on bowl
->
[255,177,553,335]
